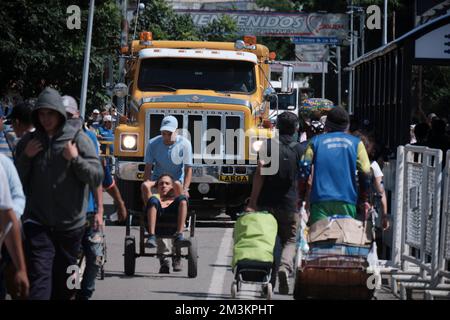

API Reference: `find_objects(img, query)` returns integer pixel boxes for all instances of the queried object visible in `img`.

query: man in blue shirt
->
[141,115,193,273]
[97,114,114,155]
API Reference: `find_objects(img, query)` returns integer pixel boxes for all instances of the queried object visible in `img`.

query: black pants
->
[0,246,10,300]
[23,222,84,300]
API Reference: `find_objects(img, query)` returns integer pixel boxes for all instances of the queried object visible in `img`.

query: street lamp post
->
[348,1,354,114]
[80,0,95,119]
[383,0,388,45]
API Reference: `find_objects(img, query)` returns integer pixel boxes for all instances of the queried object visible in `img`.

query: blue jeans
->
[80,214,104,299]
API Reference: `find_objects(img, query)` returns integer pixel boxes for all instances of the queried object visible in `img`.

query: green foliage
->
[199,15,238,42]
[296,0,402,12]
[422,66,450,117]
[0,0,121,112]
[133,0,238,42]
[256,0,297,12]
[132,0,199,41]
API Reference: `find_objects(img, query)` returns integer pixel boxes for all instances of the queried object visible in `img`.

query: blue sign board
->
[293,36,340,45]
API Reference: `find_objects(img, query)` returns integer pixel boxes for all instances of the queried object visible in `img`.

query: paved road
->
[91,194,398,300]
[93,224,287,300]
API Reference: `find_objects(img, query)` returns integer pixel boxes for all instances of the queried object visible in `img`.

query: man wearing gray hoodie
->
[15,87,103,300]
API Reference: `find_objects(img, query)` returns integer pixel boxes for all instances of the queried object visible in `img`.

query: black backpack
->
[264,138,300,188]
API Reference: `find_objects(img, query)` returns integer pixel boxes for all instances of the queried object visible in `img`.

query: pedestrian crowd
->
[4,88,440,299]
[410,113,450,156]
[0,88,127,300]
[245,105,391,295]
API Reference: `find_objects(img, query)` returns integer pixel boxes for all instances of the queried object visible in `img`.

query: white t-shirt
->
[0,162,13,210]
[371,161,383,178]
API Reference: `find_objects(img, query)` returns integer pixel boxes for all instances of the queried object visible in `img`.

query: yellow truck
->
[112,32,292,218]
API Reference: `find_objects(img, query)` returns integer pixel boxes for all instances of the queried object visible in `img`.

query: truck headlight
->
[120,134,138,151]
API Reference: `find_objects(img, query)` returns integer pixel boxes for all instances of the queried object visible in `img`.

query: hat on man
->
[160,115,178,133]
[62,95,79,116]
[6,102,33,124]
[93,109,100,114]
[103,114,112,122]
[325,106,350,132]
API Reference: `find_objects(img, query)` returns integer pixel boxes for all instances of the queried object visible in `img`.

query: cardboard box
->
[307,218,373,246]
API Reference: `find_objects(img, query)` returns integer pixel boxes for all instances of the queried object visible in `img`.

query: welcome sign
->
[176,10,348,38]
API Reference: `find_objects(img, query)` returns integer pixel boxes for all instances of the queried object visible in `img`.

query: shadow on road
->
[152,290,232,300]
[103,271,191,280]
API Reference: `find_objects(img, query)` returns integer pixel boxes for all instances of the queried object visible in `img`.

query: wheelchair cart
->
[123,208,198,278]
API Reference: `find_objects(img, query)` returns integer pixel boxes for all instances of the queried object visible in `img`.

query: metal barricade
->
[391,145,447,299]
[425,150,450,299]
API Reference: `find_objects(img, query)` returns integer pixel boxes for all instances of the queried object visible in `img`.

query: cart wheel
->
[190,212,196,238]
[124,236,136,276]
[231,282,238,299]
[187,238,198,278]
[266,283,273,300]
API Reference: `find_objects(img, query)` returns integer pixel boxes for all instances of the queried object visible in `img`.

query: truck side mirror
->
[101,57,114,89]
[281,65,293,93]
[263,87,276,102]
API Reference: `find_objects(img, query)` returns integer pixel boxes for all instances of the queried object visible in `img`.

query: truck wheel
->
[187,238,198,278]
[124,236,136,276]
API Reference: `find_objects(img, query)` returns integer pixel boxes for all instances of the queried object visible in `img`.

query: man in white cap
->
[141,115,193,273]
[97,114,114,156]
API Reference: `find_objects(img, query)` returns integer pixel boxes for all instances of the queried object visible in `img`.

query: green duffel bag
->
[232,211,278,269]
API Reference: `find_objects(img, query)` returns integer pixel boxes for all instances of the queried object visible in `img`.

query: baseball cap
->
[160,115,178,133]
[103,115,112,122]
[93,109,100,114]
[62,95,79,116]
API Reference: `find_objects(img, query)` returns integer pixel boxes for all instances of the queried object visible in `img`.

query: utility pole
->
[360,8,365,55]
[348,1,354,114]
[383,0,388,45]
[117,0,129,115]
[80,0,95,119]
[337,46,342,107]
[321,50,326,98]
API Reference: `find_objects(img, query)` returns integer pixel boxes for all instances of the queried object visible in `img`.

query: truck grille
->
[146,109,245,162]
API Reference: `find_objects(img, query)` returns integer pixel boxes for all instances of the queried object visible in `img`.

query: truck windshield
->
[270,89,297,110]
[138,58,256,93]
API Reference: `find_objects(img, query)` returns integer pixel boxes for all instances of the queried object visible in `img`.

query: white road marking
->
[207,228,233,299]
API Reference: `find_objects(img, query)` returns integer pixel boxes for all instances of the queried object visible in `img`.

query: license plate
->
[219,175,249,183]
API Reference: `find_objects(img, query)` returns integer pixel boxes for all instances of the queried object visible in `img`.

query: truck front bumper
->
[115,160,256,184]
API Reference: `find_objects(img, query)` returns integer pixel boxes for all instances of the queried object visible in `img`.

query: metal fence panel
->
[438,150,450,282]
[402,146,442,279]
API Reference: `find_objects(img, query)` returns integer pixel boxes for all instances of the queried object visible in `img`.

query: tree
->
[132,0,238,42]
[199,15,238,42]
[0,0,121,111]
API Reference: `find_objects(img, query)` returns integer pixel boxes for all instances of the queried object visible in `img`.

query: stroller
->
[231,211,277,300]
